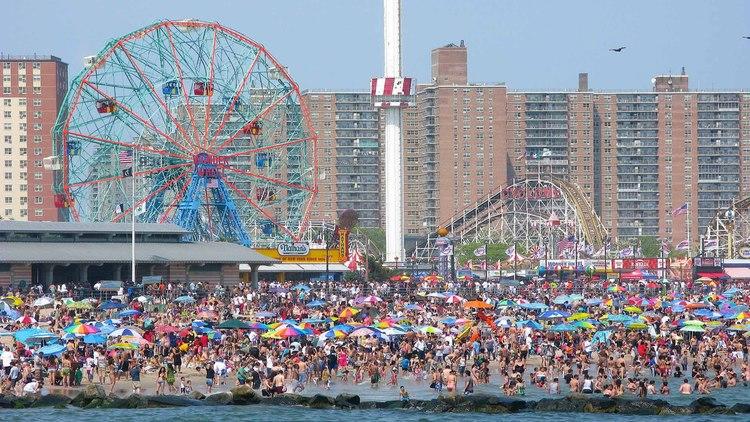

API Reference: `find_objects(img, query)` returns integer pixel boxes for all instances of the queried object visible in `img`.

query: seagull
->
[743,36,750,39]
[609,46,626,52]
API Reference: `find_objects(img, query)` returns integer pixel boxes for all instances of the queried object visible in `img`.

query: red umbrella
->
[155,324,178,334]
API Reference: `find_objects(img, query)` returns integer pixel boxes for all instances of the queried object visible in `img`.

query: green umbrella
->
[216,319,251,330]
[680,325,705,333]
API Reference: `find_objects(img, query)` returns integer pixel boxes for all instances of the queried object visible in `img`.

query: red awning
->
[697,272,728,279]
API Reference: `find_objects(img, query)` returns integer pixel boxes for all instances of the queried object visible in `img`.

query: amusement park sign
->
[277,242,310,256]
[501,186,561,200]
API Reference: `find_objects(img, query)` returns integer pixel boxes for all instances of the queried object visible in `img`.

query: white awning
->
[725,267,750,279]
[241,263,350,273]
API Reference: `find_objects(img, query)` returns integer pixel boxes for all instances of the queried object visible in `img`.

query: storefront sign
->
[277,242,310,256]
[338,229,350,261]
[611,258,668,270]
[694,257,721,268]
[255,247,343,263]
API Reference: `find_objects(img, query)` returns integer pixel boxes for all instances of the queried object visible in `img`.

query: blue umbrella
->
[302,318,328,324]
[591,330,612,345]
[606,314,633,323]
[118,309,142,318]
[723,287,741,297]
[516,320,543,330]
[405,303,423,310]
[37,343,66,356]
[307,300,326,308]
[256,311,276,318]
[293,284,311,291]
[62,332,77,340]
[539,310,570,319]
[98,300,125,310]
[553,295,570,305]
[83,334,107,344]
[585,298,603,306]
[174,296,195,304]
[13,327,44,343]
[550,323,577,332]
[520,302,548,310]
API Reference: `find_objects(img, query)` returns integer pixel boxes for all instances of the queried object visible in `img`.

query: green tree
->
[455,242,509,265]
[365,254,395,281]
[637,236,660,257]
[355,227,385,257]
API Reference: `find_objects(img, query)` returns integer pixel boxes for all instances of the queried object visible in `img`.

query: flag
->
[344,248,363,271]
[440,244,453,257]
[118,150,133,165]
[516,151,525,160]
[618,246,634,258]
[660,240,670,255]
[704,239,718,251]
[672,203,688,216]
[114,203,125,214]
[473,245,487,257]
[557,236,575,251]
[547,211,561,227]
[676,240,689,251]
[504,244,516,257]
[121,167,133,177]
[134,203,146,216]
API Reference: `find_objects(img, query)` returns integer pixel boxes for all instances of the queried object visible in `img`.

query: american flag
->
[118,150,133,165]
[676,240,689,251]
[557,236,575,251]
[672,203,688,216]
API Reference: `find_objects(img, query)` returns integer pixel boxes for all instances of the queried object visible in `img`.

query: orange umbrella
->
[339,307,360,319]
[463,300,492,309]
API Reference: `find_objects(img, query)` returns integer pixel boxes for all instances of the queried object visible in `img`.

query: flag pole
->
[686,202,691,257]
[131,147,136,286]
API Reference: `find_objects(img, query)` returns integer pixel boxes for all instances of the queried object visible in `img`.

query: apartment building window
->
[33,111,42,118]
[33,99,41,106]
[32,62,41,69]
[2,63,10,70]
[35,210,43,217]
[33,87,41,95]
[34,172,42,180]
[2,99,10,106]
[3,88,10,95]
[3,136,9,144]
[18,87,26,95]
[4,197,12,204]
[18,98,26,106]
[34,136,41,144]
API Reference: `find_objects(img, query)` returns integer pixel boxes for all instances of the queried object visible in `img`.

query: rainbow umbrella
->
[339,307,360,319]
[65,323,100,335]
[608,285,625,293]
[319,329,347,339]
[272,324,307,338]
[445,295,466,304]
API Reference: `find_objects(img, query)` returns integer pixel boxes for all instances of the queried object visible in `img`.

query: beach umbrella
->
[118,309,142,318]
[574,321,596,330]
[727,324,749,331]
[608,285,625,293]
[680,325,705,333]
[553,295,570,305]
[108,342,139,350]
[626,322,648,330]
[339,307,360,319]
[1,296,23,307]
[350,327,379,337]
[497,299,516,308]
[550,323,577,332]
[217,319,251,330]
[427,292,446,299]
[16,315,36,325]
[37,343,66,356]
[83,334,107,344]
[293,283,311,291]
[585,298,603,306]
[463,300,491,309]
[419,326,444,335]
[404,303,423,311]
[108,327,143,338]
[423,274,443,283]
[246,322,269,331]
[272,324,307,338]
[445,295,466,304]
[539,310,570,319]
[13,328,43,343]
[154,324,179,334]
[174,296,195,304]
[696,276,713,283]
[318,329,347,341]
[624,306,643,314]
[361,295,383,305]
[255,311,276,318]
[98,300,125,310]
[603,314,632,323]
[302,318,328,324]
[516,320,543,330]
[568,312,590,321]
[591,330,612,345]
[32,297,54,307]
[65,323,100,335]
[520,302,548,310]
[307,300,326,308]
[61,332,77,341]
[682,320,705,327]
[382,327,408,336]
[723,287,741,297]
[68,301,93,310]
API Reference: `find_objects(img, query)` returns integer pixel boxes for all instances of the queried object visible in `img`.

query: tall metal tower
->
[372,0,413,263]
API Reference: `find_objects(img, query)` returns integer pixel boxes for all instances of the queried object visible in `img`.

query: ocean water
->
[3,406,749,422]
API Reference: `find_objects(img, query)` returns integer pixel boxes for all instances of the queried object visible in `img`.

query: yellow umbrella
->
[624,306,643,314]
[2,296,23,307]
[627,322,648,330]
[568,312,590,321]
[339,307,360,319]
[574,321,596,329]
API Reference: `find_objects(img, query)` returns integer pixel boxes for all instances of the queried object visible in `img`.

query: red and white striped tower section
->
[373,0,414,264]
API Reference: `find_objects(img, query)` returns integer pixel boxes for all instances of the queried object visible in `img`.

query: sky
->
[1,0,748,92]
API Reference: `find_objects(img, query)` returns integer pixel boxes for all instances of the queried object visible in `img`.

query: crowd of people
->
[1,276,749,403]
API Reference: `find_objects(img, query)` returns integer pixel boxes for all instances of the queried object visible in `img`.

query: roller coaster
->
[410,176,609,261]
[704,196,750,259]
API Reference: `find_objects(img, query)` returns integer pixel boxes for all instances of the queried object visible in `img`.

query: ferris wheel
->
[52,20,318,246]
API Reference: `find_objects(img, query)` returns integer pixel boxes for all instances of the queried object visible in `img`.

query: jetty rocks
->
[1,388,749,416]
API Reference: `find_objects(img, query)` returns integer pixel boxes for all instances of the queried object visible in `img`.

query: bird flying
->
[609,47,626,52]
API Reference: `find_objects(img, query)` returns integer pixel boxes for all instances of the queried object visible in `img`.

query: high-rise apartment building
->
[0,55,68,221]
[304,91,382,227]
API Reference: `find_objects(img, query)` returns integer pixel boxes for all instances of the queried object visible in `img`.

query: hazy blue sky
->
[1,0,748,91]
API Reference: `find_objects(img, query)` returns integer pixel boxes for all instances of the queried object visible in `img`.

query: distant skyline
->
[1,0,748,91]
